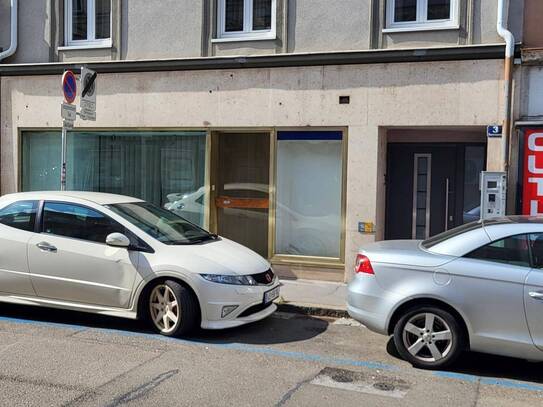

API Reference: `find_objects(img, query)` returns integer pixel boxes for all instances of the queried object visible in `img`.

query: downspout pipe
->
[0,0,18,62]
[497,0,515,173]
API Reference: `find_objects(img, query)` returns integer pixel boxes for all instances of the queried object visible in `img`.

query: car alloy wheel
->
[149,284,180,334]
[402,312,453,363]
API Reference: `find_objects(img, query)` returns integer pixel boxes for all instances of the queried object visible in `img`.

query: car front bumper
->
[197,277,281,330]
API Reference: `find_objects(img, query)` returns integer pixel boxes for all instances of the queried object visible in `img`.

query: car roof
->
[0,191,144,205]
[483,216,543,225]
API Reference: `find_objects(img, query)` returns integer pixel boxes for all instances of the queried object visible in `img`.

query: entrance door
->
[214,133,270,257]
[385,144,486,240]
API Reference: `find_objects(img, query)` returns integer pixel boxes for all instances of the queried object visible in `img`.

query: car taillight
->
[355,254,374,275]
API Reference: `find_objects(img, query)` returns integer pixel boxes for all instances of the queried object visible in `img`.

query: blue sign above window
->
[277,131,343,141]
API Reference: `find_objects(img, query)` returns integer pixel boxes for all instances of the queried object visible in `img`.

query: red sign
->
[523,129,543,215]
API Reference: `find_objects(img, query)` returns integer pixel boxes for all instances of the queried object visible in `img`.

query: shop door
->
[385,144,486,240]
[215,133,270,257]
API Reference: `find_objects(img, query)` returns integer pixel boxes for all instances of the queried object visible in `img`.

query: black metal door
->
[385,144,459,240]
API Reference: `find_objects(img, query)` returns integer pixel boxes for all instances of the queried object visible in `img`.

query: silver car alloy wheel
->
[402,313,453,363]
[149,284,180,333]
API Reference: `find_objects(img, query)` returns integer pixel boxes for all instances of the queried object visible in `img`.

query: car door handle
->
[36,242,57,253]
[529,291,543,301]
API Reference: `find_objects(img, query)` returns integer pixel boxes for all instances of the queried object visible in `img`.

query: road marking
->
[1,314,543,393]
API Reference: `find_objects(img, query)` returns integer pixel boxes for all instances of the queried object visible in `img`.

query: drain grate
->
[373,382,395,392]
[310,367,409,399]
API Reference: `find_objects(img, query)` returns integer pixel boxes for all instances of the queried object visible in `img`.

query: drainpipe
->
[0,0,18,62]
[497,0,514,173]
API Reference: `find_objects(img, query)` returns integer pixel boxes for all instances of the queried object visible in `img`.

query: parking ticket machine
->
[480,172,507,220]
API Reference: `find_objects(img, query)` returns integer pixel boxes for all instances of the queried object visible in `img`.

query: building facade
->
[0,0,525,282]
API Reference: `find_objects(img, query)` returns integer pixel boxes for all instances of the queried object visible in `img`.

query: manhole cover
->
[373,382,395,392]
[331,373,354,383]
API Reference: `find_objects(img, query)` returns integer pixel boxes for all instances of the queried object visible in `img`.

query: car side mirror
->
[106,233,131,248]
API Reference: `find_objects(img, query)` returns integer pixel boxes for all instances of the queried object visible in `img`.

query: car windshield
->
[421,220,483,249]
[107,202,214,245]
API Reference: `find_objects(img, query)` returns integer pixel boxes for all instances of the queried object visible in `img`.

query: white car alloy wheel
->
[149,284,180,334]
[402,312,453,363]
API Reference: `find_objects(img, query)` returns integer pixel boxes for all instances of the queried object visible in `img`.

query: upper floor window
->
[65,0,111,47]
[385,0,459,32]
[217,0,276,41]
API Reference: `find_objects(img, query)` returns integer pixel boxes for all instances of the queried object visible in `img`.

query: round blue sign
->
[62,70,77,104]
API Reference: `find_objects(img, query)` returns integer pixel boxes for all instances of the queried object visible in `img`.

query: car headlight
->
[201,274,257,286]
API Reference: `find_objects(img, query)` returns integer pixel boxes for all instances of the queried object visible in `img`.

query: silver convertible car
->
[348,217,543,369]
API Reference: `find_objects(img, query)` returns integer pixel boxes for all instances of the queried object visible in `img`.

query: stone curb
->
[276,302,349,319]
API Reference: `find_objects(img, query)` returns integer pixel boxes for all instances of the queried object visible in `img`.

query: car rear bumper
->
[347,274,399,335]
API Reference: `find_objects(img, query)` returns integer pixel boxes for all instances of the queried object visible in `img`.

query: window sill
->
[58,43,112,51]
[383,24,460,34]
[211,35,277,43]
[270,255,345,269]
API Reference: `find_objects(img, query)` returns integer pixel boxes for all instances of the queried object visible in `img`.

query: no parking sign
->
[62,70,77,104]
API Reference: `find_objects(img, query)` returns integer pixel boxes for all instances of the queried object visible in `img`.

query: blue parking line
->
[1,314,543,393]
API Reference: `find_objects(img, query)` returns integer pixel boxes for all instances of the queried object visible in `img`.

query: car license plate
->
[264,286,280,304]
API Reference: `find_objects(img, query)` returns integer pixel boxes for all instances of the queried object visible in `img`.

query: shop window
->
[65,0,111,47]
[217,0,276,41]
[275,131,344,259]
[21,131,208,227]
[385,0,458,31]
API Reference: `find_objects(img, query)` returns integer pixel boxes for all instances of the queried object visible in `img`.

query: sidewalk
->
[277,278,348,317]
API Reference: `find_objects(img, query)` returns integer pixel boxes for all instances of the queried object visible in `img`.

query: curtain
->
[22,131,207,227]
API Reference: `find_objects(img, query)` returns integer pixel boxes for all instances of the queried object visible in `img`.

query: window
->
[217,0,276,40]
[465,235,531,268]
[275,131,344,259]
[0,201,38,232]
[43,202,125,244]
[386,0,458,31]
[65,0,111,47]
[530,234,543,268]
[422,221,482,249]
[21,131,208,228]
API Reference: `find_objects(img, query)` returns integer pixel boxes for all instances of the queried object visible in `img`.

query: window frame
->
[216,0,277,42]
[270,128,347,267]
[65,0,112,48]
[384,0,460,33]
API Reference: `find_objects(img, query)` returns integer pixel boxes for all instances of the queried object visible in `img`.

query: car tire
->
[393,306,465,369]
[146,280,199,337]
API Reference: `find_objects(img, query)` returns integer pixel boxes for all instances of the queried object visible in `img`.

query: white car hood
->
[158,237,270,276]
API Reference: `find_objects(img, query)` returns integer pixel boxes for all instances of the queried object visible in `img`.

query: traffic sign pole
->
[60,70,76,191]
[61,126,67,191]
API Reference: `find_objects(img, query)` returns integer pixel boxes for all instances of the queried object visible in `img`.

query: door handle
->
[444,178,450,231]
[36,242,57,253]
[529,291,543,301]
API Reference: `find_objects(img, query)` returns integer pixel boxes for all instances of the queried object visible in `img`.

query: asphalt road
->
[0,304,542,406]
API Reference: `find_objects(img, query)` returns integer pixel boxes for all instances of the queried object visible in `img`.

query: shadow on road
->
[386,337,543,385]
[0,303,328,346]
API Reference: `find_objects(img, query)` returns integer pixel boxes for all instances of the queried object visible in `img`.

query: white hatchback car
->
[0,191,280,337]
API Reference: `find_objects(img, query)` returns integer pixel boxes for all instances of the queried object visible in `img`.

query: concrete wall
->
[0,0,522,63]
[1,60,504,277]
[121,0,204,60]
[287,0,371,53]
[1,0,52,64]
[523,0,543,48]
